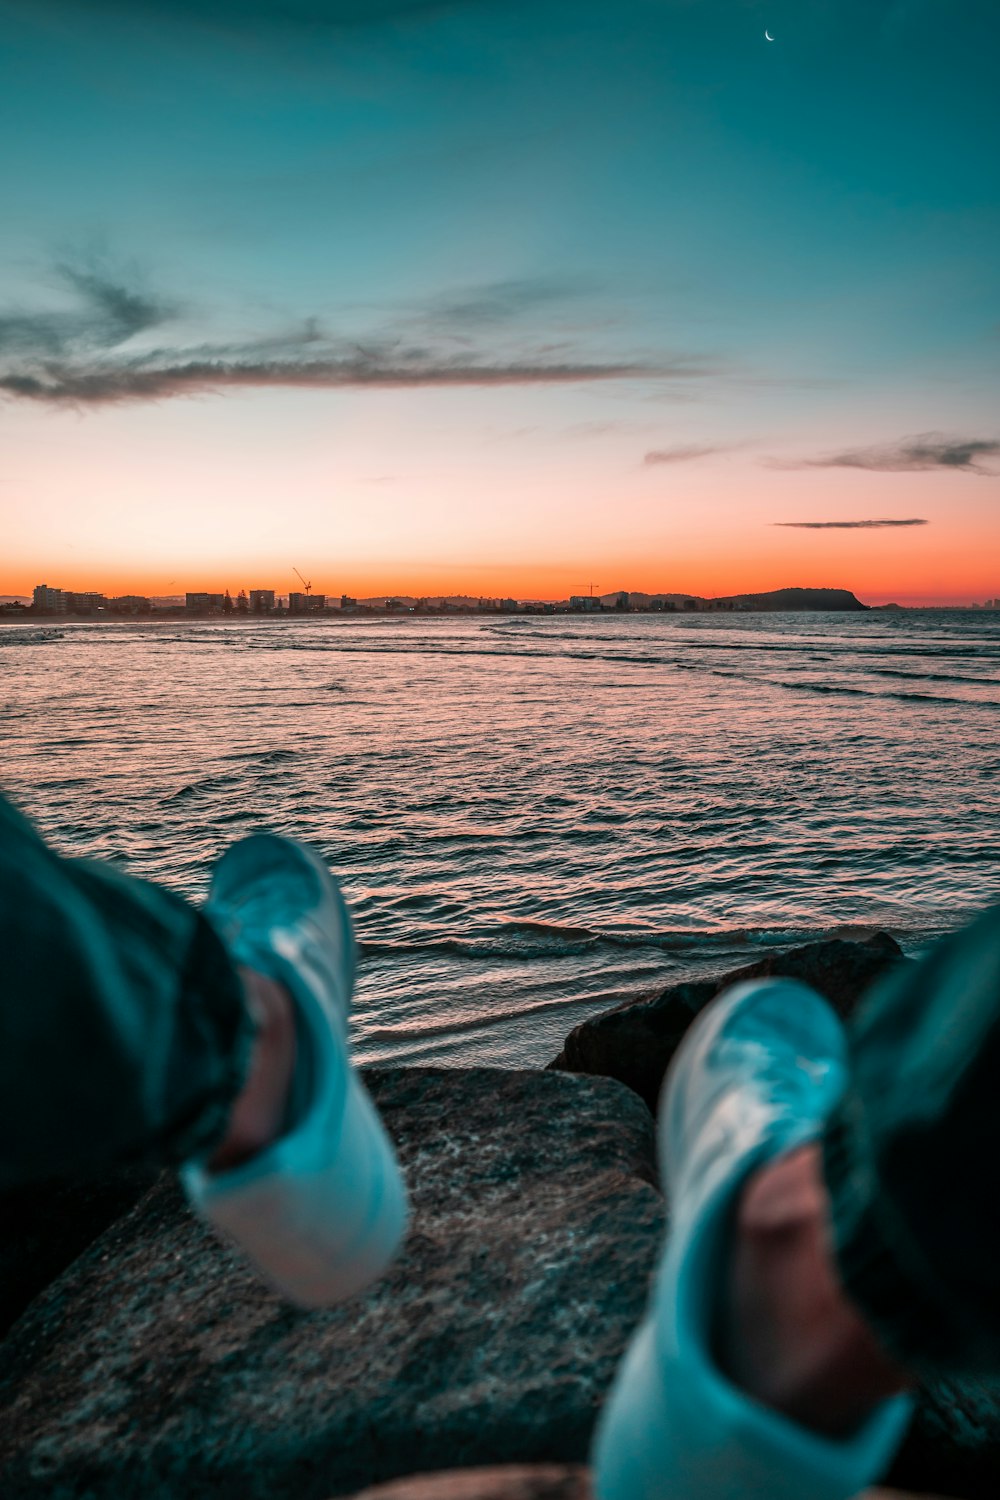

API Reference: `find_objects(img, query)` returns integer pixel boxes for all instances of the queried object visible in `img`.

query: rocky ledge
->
[0,1069,662,1499]
[549,931,907,1111]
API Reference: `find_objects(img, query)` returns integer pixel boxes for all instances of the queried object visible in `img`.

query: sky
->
[0,0,997,604]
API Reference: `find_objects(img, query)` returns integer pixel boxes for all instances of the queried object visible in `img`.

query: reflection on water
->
[2,610,998,1066]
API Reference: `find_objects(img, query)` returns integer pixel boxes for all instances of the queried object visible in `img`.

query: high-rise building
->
[289,592,326,614]
[249,589,275,613]
[32,584,65,613]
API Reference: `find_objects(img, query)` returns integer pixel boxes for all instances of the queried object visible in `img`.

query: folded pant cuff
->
[822,1093,964,1378]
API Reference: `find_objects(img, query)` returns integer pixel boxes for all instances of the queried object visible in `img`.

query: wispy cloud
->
[0,260,716,408]
[0,355,663,406]
[773,518,929,530]
[643,442,734,466]
[0,264,173,358]
[769,433,1000,475]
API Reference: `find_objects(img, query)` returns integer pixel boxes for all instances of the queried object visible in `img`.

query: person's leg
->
[823,903,1000,1379]
[593,976,914,1500]
[0,795,408,1305]
[719,905,1000,1444]
[721,1143,913,1438]
[725,904,1000,1428]
[179,833,409,1304]
[0,793,258,1190]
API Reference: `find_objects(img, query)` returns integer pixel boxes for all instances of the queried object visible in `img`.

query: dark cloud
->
[770,433,1000,474]
[59,266,169,343]
[643,443,731,465]
[0,264,173,358]
[0,353,658,406]
[773,518,929,530]
[0,262,712,407]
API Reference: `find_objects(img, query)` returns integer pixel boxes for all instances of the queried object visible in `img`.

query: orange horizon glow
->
[2,557,995,609]
[5,389,998,612]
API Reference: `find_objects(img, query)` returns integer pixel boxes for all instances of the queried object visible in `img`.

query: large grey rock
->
[0,1067,663,1499]
[549,934,907,1112]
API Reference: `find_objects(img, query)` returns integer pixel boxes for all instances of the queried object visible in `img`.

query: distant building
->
[249,589,276,613]
[186,592,225,614]
[340,595,357,610]
[289,592,326,614]
[498,598,519,612]
[64,591,108,614]
[569,595,602,611]
[32,584,66,613]
[109,595,151,615]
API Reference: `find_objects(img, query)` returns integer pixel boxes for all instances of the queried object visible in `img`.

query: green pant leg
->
[0,794,254,1191]
[822,903,1000,1377]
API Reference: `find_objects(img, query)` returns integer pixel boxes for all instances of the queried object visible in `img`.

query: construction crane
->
[292,567,312,595]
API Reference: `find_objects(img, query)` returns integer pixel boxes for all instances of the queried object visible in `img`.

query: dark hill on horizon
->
[708,586,866,611]
[599,587,866,612]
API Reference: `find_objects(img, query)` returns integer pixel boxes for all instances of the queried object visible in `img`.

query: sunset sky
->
[1,0,997,604]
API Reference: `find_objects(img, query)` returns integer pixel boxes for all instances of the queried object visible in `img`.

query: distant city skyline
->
[1,2,998,607]
[7,578,999,614]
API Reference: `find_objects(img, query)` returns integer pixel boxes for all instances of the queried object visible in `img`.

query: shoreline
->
[2,603,997,626]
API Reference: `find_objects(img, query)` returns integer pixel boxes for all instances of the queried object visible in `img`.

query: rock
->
[0,1068,663,1500]
[0,1165,157,1337]
[346,1465,591,1500]
[889,1378,1000,1500]
[549,934,907,1112]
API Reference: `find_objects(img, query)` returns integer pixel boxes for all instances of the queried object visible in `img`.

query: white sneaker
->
[591,978,913,1500]
[181,834,408,1306]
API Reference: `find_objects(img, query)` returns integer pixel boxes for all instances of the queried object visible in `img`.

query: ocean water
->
[2,610,998,1067]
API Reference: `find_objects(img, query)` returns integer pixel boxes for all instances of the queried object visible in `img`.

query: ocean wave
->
[222,747,299,764]
[482,622,1000,661]
[358,919,903,964]
[162,773,242,803]
[357,983,654,1045]
[669,659,998,706]
[769,679,997,706]
[868,667,1000,686]
[0,629,64,646]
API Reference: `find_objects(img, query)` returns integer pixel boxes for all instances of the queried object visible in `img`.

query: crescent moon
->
[765,29,774,40]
